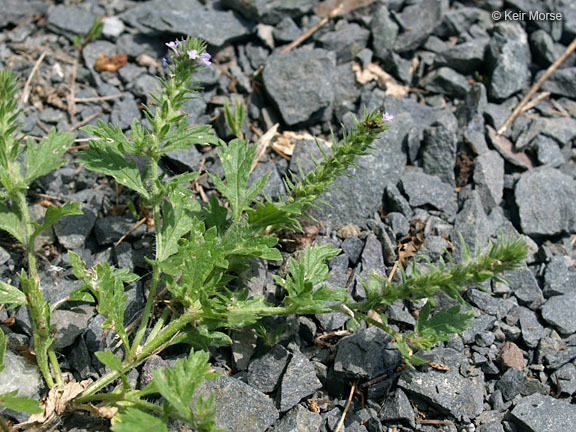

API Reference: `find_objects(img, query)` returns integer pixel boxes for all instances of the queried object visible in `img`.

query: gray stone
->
[94,216,146,246]
[247,344,290,393]
[317,253,350,331]
[231,329,257,371]
[273,17,300,43]
[333,326,402,380]
[541,292,576,334]
[378,389,415,428]
[371,5,398,60]
[111,94,141,130]
[101,16,125,40]
[53,206,97,250]
[120,0,252,47]
[543,256,576,297]
[132,74,160,101]
[0,0,47,28]
[358,233,386,283]
[540,117,576,147]
[504,265,544,310]
[510,393,576,432]
[319,23,370,63]
[422,67,471,98]
[552,363,576,395]
[0,350,42,417]
[289,138,331,179]
[462,312,496,344]
[221,0,318,25]
[538,338,576,370]
[540,67,576,98]
[399,170,458,215]
[139,355,172,389]
[398,348,485,422]
[52,305,95,350]
[473,150,504,210]
[515,167,576,236]
[534,135,565,167]
[477,423,504,432]
[421,124,457,186]
[487,22,531,100]
[466,289,516,319]
[161,145,202,175]
[46,4,97,39]
[434,39,488,74]
[194,375,279,432]
[384,212,410,240]
[495,368,548,401]
[0,246,9,266]
[340,236,364,266]
[269,404,322,432]
[518,307,545,349]
[530,30,568,67]
[263,48,336,125]
[248,162,285,199]
[277,349,322,412]
[384,184,413,218]
[394,0,447,53]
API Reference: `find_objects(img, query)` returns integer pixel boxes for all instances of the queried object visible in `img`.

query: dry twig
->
[18,50,47,110]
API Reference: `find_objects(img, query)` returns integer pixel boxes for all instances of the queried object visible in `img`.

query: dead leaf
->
[455,150,475,188]
[487,126,533,170]
[314,0,377,17]
[279,217,322,252]
[428,361,450,371]
[307,399,321,413]
[251,123,279,173]
[135,54,160,68]
[271,130,330,157]
[352,63,409,98]
[19,380,91,427]
[95,53,128,72]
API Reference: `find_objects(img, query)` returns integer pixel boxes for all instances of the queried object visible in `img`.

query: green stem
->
[77,310,197,403]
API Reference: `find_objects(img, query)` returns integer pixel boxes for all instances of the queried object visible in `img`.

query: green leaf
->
[0,326,6,373]
[0,390,42,414]
[160,124,219,154]
[25,129,74,184]
[68,250,87,280]
[95,349,124,371]
[0,281,26,308]
[157,188,202,262]
[412,303,475,350]
[81,120,136,154]
[152,350,217,421]
[78,140,150,199]
[208,139,268,221]
[31,202,82,241]
[0,201,23,243]
[219,223,281,261]
[111,408,167,432]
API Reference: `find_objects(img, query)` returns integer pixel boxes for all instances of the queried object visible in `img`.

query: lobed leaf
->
[25,129,74,184]
[0,390,42,414]
[95,349,124,372]
[0,280,26,308]
[0,201,23,243]
[31,202,82,241]
[111,407,167,432]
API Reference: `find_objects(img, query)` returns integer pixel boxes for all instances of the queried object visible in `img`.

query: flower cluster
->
[163,40,211,67]
[381,112,394,122]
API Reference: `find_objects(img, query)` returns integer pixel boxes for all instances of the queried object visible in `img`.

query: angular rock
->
[378,389,415,428]
[93,216,146,246]
[0,350,42,418]
[269,404,322,432]
[515,167,576,236]
[333,326,402,380]
[231,329,258,371]
[263,48,336,125]
[52,305,95,350]
[221,0,318,25]
[247,344,290,393]
[399,170,458,215]
[543,256,576,297]
[497,342,526,370]
[318,23,370,63]
[551,363,576,395]
[273,17,300,43]
[0,0,47,28]
[421,124,457,186]
[487,22,531,100]
[473,150,504,210]
[457,83,490,155]
[120,0,252,47]
[340,236,364,266]
[394,0,446,53]
[53,206,97,250]
[316,253,350,331]
[434,38,488,74]
[384,183,413,218]
[534,135,565,167]
[422,67,471,98]
[540,67,576,98]
[503,265,544,310]
[496,368,547,401]
[194,375,279,432]
[161,145,203,174]
[46,4,97,39]
[541,292,576,334]
[530,30,568,67]
[398,348,485,422]
[110,94,141,131]
[518,307,545,349]
[510,393,576,432]
[371,5,399,60]
[277,349,322,412]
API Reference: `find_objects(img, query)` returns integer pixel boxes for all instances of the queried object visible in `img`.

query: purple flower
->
[198,51,211,65]
[166,41,179,55]
[187,49,199,60]
[381,112,394,122]
[162,57,168,67]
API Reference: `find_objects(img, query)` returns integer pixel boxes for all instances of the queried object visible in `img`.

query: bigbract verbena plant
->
[0,37,527,431]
